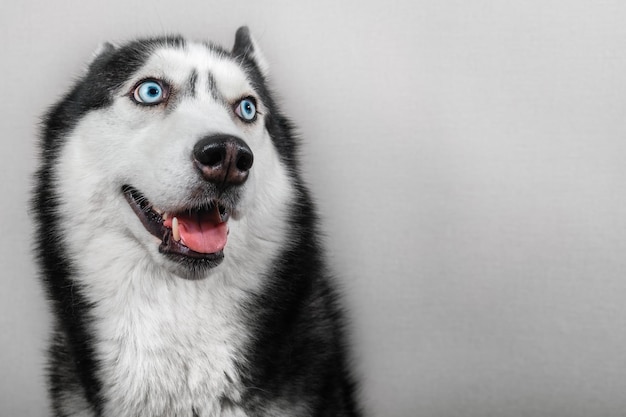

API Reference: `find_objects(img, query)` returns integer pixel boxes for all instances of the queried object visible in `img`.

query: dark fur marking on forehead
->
[187,69,198,98]
[206,71,224,103]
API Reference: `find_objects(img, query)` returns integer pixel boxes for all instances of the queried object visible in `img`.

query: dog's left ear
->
[82,41,117,73]
[232,26,269,77]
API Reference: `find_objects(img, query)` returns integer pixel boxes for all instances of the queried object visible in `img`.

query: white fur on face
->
[54,42,294,416]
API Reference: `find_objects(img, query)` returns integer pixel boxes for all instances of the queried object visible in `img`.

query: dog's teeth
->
[154,207,163,215]
[163,212,169,220]
[172,217,180,242]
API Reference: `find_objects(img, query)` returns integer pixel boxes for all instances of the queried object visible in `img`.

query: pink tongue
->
[171,208,228,254]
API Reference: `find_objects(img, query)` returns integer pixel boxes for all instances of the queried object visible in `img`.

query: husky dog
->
[33,27,359,417]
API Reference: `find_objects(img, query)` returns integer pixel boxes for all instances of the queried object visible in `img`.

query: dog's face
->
[51,29,295,280]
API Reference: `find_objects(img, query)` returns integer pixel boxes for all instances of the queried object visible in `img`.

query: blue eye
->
[235,98,257,121]
[133,80,167,105]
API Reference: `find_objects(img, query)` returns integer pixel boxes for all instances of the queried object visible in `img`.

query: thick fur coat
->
[33,27,359,417]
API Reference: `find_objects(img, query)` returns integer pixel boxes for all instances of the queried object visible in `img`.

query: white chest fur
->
[82,253,252,417]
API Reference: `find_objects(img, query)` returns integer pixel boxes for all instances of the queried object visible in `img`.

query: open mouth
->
[122,185,230,265]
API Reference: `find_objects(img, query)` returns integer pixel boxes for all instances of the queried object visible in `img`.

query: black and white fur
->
[33,27,359,417]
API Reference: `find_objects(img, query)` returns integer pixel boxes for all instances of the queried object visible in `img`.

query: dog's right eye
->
[132,80,169,105]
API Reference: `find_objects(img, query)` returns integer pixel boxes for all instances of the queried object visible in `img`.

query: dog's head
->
[44,27,296,280]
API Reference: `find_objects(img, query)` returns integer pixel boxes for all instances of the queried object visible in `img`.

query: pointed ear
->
[93,42,116,58]
[232,26,269,77]
[86,42,117,67]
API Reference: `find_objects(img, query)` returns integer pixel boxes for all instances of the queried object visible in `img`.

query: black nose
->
[193,134,254,186]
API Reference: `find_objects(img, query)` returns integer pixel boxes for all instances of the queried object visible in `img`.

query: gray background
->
[2,1,626,416]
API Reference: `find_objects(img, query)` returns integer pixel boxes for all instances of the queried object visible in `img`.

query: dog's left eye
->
[132,80,168,105]
[234,98,257,122]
